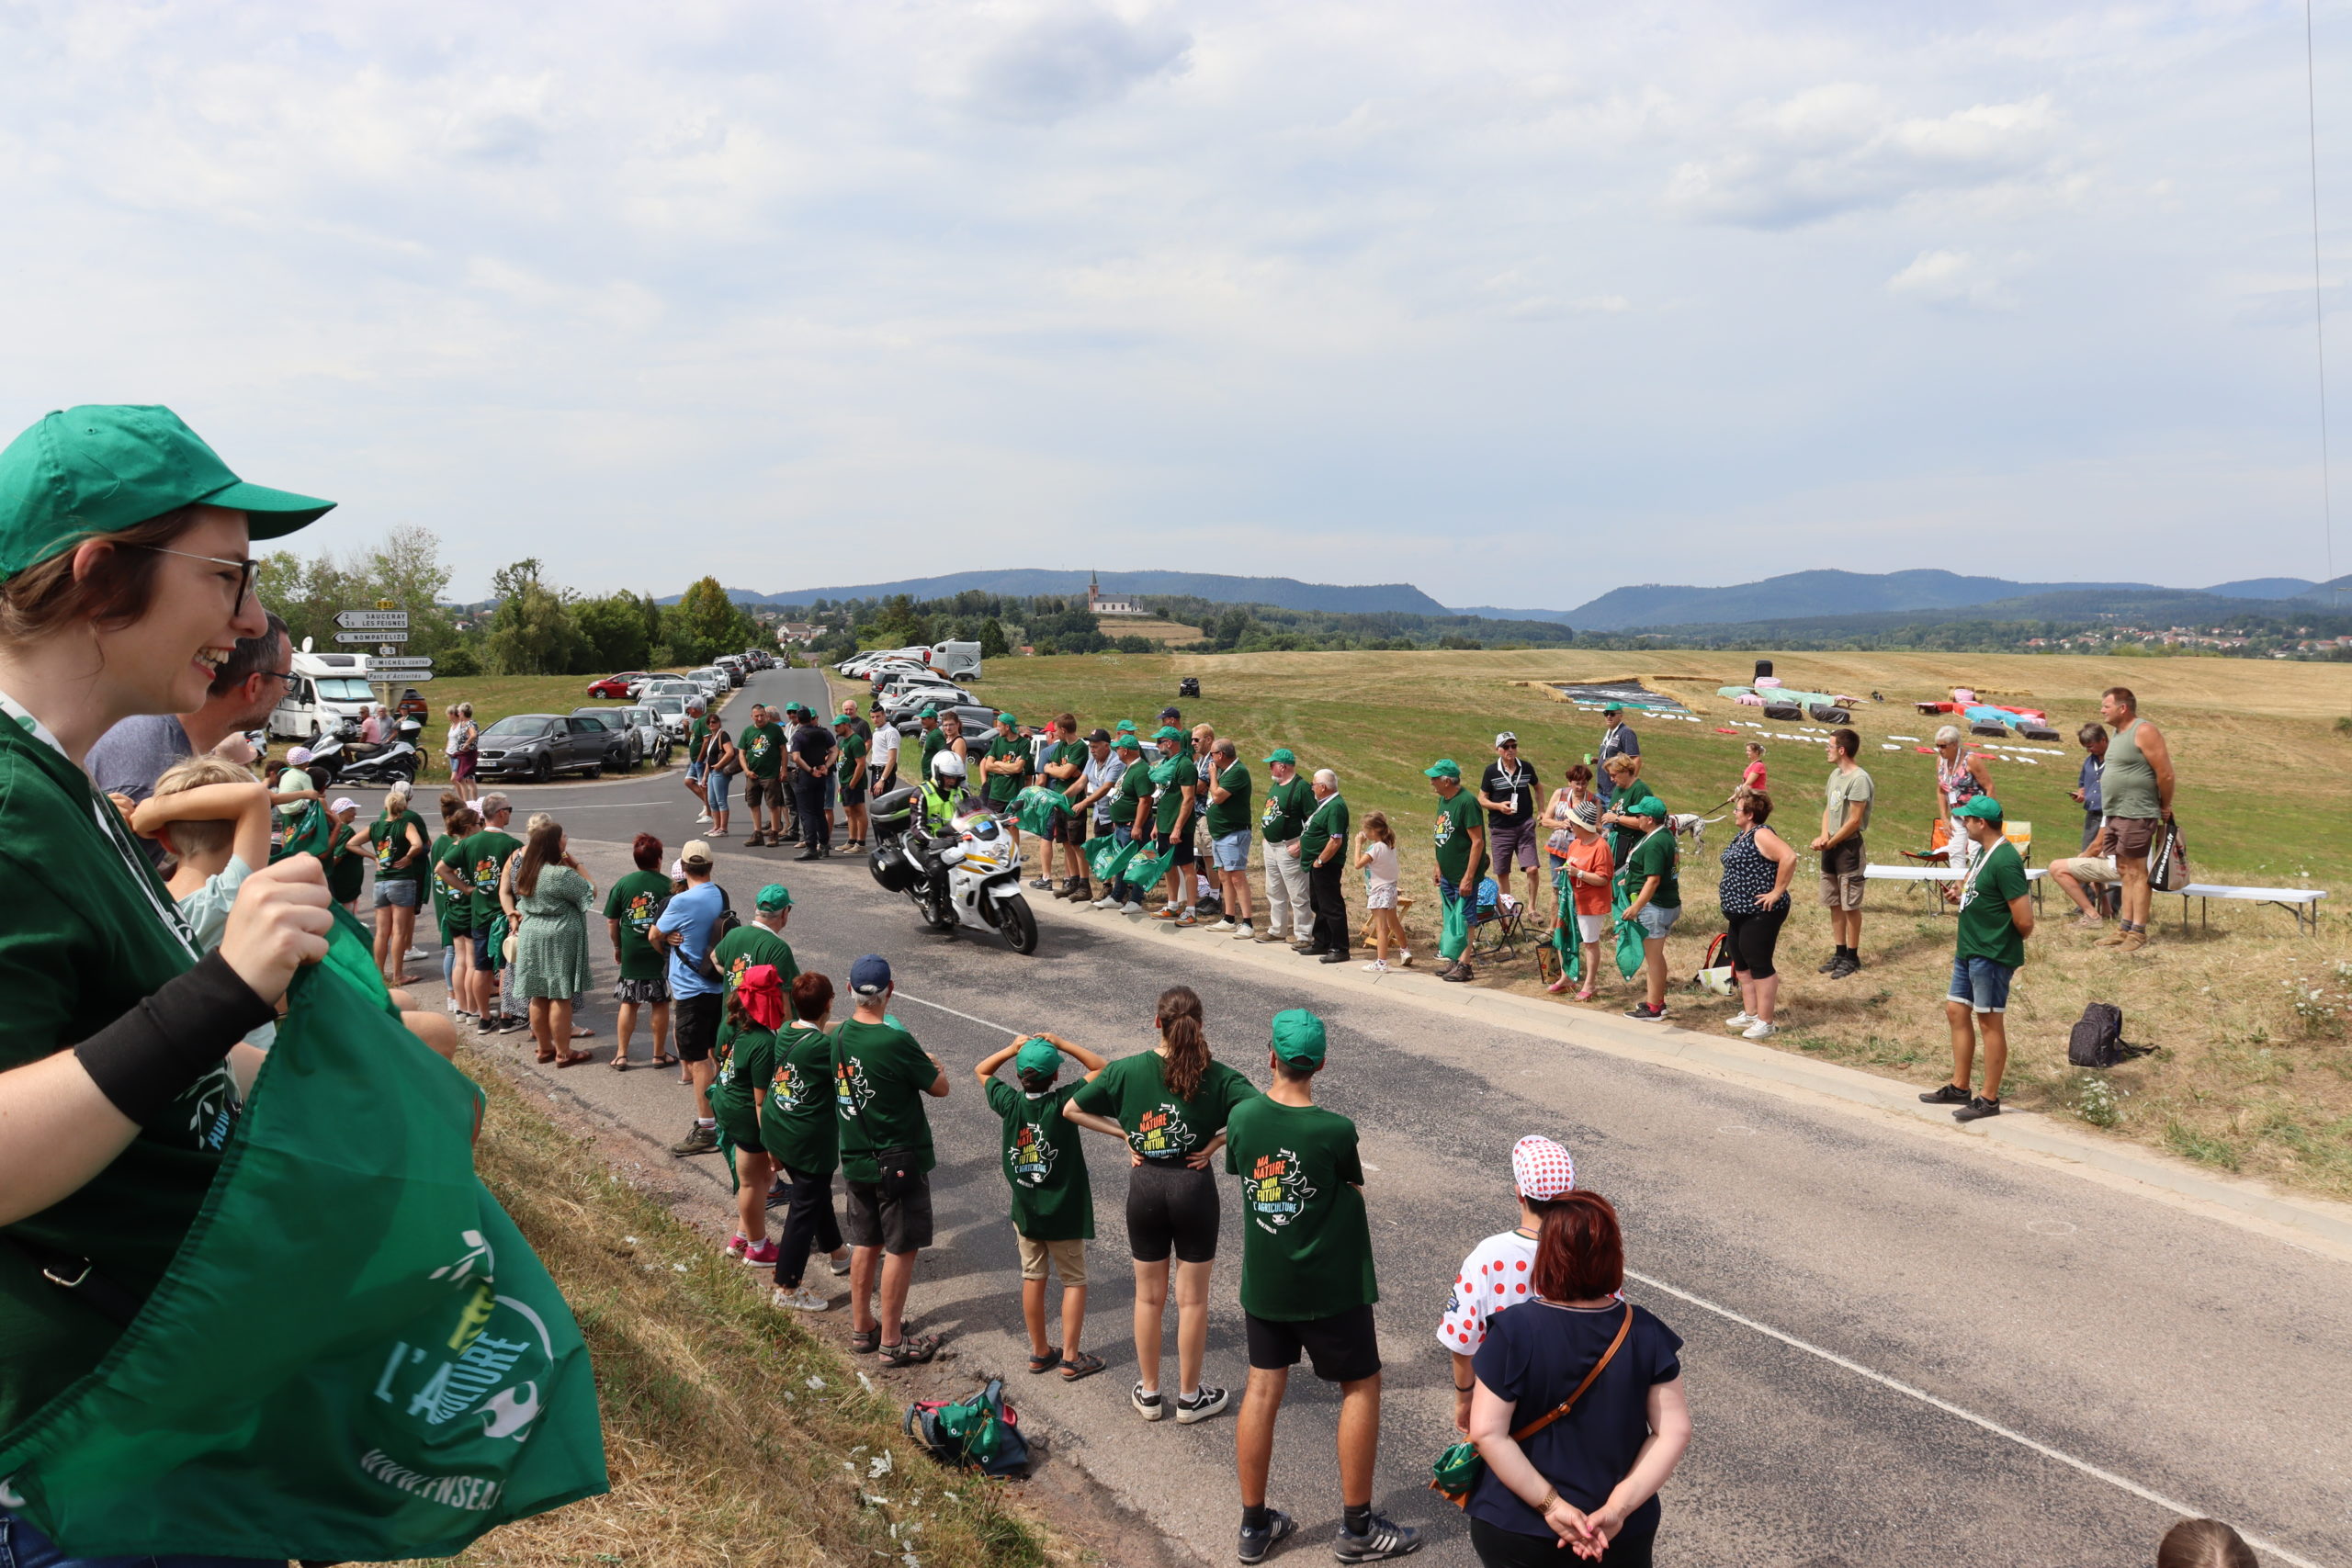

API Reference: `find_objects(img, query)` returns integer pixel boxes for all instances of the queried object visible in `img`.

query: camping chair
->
[1467,875,1526,961]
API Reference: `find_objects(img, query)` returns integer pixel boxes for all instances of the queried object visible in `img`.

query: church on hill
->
[1086,570,1142,616]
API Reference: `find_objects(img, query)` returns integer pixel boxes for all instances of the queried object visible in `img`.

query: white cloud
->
[961,5,1193,123]
[1884,248,2029,310]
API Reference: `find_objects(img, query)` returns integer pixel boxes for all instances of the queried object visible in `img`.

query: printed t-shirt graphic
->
[1433,789,1487,886]
[601,868,672,982]
[369,808,428,886]
[984,1078,1096,1242]
[741,720,785,778]
[712,922,797,999]
[1261,773,1312,840]
[1069,1050,1259,1160]
[1222,1096,1377,1321]
[831,1017,938,1183]
[761,1021,840,1175]
[462,828,523,929]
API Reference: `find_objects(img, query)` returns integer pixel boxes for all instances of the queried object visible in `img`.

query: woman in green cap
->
[0,405,342,1564]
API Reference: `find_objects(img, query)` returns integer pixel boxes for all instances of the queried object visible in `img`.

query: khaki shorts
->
[2052,854,2120,885]
[1819,871,1866,910]
[1016,1233,1088,1284]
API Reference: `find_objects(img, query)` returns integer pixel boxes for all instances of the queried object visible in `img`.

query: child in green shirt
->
[975,1031,1109,1381]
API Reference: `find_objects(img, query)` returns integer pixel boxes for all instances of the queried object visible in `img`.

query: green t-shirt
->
[1224,1097,1377,1322]
[1956,839,2030,968]
[710,1022,777,1145]
[426,831,458,939]
[0,716,251,1435]
[325,820,368,902]
[368,809,429,886]
[1260,773,1312,842]
[833,1017,939,1183]
[762,1021,841,1175]
[985,1078,1096,1242]
[1432,788,1486,886]
[713,923,797,1001]
[458,829,522,930]
[1149,756,1193,835]
[1069,1051,1258,1161]
[984,734,1030,803]
[1116,756,1156,830]
[686,716,711,759]
[919,726,946,774]
[1617,826,1679,909]
[1204,761,1253,837]
[740,721,786,779]
[1046,739,1088,785]
[1607,781,1661,865]
[838,730,868,785]
[1297,792,1349,861]
[602,868,672,981]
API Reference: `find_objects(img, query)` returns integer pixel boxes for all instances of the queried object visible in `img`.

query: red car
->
[585,672,646,699]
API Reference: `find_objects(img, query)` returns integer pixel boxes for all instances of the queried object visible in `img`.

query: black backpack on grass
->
[2068,1002,2154,1068]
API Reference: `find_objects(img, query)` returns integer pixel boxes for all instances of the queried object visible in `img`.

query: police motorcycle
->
[866,751,1040,954]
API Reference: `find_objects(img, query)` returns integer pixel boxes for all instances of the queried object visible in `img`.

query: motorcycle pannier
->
[867,785,918,834]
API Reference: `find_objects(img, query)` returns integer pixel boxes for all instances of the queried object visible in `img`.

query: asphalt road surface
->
[344,664,2350,1568]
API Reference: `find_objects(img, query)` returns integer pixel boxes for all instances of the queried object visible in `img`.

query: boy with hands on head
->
[976,1031,1111,1382]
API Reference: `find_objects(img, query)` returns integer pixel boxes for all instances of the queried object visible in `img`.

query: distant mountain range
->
[660,570,1448,615]
[661,566,2351,633]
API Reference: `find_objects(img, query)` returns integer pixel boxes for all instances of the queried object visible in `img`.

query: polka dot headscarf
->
[1510,1134,1575,1201]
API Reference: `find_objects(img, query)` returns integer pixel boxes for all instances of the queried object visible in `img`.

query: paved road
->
[346,664,2349,1568]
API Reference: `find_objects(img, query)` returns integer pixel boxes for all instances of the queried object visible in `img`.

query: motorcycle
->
[337,717,425,787]
[865,785,1039,954]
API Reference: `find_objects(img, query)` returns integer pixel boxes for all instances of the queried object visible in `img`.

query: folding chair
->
[1468,876,1526,961]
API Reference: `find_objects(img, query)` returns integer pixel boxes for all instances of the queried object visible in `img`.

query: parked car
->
[691,667,729,698]
[648,679,701,704]
[714,656,746,686]
[645,694,692,741]
[571,707,642,770]
[614,704,670,766]
[890,704,1000,740]
[393,687,430,723]
[475,713,621,783]
[878,685,975,719]
[587,671,647,699]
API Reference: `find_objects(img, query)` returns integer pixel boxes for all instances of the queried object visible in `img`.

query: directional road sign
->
[371,656,434,670]
[334,629,408,644]
[335,610,409,630]
[384,671,435,682]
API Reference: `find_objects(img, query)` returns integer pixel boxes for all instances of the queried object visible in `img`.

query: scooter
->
[338,717,425,787]
[865,786,1039,954]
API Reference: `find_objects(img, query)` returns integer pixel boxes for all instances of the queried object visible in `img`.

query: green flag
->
[1611,884,1645,978]
[274,799,333,863]
[1122,839,1179,891]
[0,927,607,1558]
[1439,891,1471,962]
[1549,881,1582,986]
[1084,833,1140,884]
[1012,784,1072,837]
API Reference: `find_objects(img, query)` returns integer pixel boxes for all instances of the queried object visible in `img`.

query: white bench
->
[1863,863,2047,916]
[2170,883,2328,936]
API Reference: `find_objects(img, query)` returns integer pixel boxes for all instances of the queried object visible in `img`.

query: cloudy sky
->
[3,0,2347,607]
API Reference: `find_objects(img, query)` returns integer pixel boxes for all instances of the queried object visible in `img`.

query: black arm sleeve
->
[73,951,277,1127]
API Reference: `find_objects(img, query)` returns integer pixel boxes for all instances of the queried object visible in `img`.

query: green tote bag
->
[0,919,607,1559]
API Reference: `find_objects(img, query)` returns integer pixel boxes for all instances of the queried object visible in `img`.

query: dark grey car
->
[476,713,618,783]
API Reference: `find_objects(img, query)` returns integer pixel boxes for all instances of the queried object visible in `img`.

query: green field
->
[840,646,2352,1200]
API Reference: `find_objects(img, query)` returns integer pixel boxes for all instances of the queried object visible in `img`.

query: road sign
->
[371,656,434,670]
[335,610,409,630]
[387,671,435,682]
[334,629,408,644]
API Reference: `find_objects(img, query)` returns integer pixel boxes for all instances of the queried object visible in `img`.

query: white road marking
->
[899,984,2326,1568]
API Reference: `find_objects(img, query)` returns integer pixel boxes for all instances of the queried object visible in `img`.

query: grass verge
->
[358,671,724,785]
[412,1047,1063,1568]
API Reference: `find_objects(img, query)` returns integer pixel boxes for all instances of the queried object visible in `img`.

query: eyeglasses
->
[123,545,258,609]
[256,669,297,689]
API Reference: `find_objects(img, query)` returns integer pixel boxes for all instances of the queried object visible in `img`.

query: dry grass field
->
[895,646,2352,1199]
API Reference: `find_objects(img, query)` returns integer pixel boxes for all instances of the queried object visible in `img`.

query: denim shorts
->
[1948,956,2016,1014]
[1634,902,1680,940]
[372,877,419,908]
[1211,829,1251,871]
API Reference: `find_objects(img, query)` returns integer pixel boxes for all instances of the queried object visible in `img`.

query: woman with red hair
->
[1464,1191,1690,1566]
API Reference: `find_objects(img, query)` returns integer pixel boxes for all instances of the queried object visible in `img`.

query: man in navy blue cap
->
[836,954,954,1365]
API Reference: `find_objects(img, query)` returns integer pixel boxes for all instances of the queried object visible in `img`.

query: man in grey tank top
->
[2090,686,2173,953]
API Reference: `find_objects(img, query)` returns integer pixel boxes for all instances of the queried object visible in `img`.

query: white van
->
[270,648,378,741]
[927,641,982,681]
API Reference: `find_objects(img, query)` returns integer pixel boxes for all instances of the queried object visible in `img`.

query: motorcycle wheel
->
[395,760,418,787]
[998,894,1039,955]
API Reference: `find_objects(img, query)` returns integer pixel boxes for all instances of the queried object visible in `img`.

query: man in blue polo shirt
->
[654,838,729,1156]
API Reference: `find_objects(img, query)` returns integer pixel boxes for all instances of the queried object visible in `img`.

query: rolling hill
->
[660,570,1447,615]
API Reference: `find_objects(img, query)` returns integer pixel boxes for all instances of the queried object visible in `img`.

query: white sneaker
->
[1091,895,1117,909]
[771,1283,832,1312]
[1743,1021,1778,1041]
[1398,951,1414,966]
[695,811,712,824]
[1122,900,1145,914]
[444,995,458,1014]
[1208,918,1237,932]
[1363,959,1389,973]
[404,946,427,962]
[1724,1011,1754,1030]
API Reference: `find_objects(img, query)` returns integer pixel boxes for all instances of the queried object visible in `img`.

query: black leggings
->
[1471,1518,1653,1568]
[1126,1158,1220,1264]
[1723,903,1789,980]
[772,1164,844,1288]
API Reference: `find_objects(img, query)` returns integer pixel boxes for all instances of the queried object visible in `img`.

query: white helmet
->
[930,750,967,783]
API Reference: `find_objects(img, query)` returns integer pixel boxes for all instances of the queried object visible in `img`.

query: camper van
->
[927,641,982,681]
[270,648,379,741]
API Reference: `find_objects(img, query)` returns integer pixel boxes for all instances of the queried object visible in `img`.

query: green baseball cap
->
[756,883,794,911]
[1423,759,1462,780]
[1014,1038,1062,1077]
[919,705,940,718]
[1619,796,1665,820]
[0,405,335,579]
[1114,732,1143,751]
[1263,747,1297,764]
[996,713,1018,728]
[1271,1009,1327,1066]
[1115,719,1138,733]
[1152,724,1186,741]
[1952,795,2005,821]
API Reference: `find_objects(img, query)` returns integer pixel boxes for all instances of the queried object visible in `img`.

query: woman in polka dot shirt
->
[1438,1134,1578,1434]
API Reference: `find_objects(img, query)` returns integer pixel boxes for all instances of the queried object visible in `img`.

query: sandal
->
[535,1052,557,1065]
[571,1026,595,1039]
[1028,1346,1062,1375]
[877,1334,942,1367]
[1059,1350,1106,1382]
[555,1050,593,1068]
[652,1054,674,1067]
[1575,987,1596,1002]
[610,1055,629,1072]
[849,1328,881,1355]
